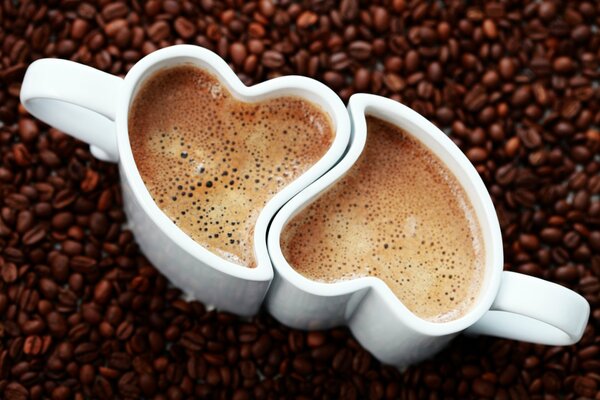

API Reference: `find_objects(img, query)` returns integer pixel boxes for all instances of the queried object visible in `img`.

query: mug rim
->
[113,45,351,282]
[267,93,504,335]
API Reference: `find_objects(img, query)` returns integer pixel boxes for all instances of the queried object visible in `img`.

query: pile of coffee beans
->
[1,0,598,399]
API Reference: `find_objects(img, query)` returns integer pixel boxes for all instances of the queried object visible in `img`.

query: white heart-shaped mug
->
[265,93,590,367]
[20,45,351,316]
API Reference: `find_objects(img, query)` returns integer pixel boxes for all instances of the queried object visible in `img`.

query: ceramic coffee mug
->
[20,45,351,316]
[265,94,590,367]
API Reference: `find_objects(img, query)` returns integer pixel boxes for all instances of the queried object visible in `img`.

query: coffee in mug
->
[281,116,485,322]
[129,65,334,267]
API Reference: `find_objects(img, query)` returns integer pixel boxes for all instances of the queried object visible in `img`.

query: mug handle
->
[20,59,123,163]
[466,271,590,345]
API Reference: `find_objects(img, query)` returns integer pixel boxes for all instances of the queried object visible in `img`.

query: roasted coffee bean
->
[93,280,112,304]
[102,2,129,20]
[348,41,372,60]
[22,224,47,245]
[74,342,99,363]
[23,335,44,355]
[574,376,597,398]
[174,17,196,39]
[18,118,39,142]
[261,50,285,69]
[4,382,28,400]
[2,262,18,283]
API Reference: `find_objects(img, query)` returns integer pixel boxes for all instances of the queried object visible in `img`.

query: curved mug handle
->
[466,271,590,345]
[20,59,123,163]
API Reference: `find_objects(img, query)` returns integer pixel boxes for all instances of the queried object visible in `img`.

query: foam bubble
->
[129,65,334,267]
[281,116,485,322]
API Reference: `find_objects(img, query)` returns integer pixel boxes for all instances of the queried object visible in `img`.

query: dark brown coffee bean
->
[340,0,359,20]
[68,256,96,275]
[554,265,578,282]
[93,376,113,399]
[74,342,99,363]
[18,118,39,142]
[22,224,47,245]
[574,376,597,397]
[51,386,70,400]
[62,240,83,256]
[512,86,532,108]
[108,352,131,370]
[353,68,370,91]
[348,41,372,60]
[79,364,95,385]
[538,1,557,20]
[472,378,496,398]
[38,149,61,167]
[102,2,129,20]
[116,320,134,340]
[147,21,170,42]
[6,193,30,210]
[23,335,44,355]
[553,57,574,74]
[16,210,33,233]
[382,72,403,92]
[93,280,112,304]
[292,354,312,375]
[540,227,562,244]
[52,189,77,209]
[80,169,100,192]
[174,17,196,39]
[51,212,73,230]
[70,18,90,40]
[518,128,542,149]
[322,70,344,89]
[180,331,206,351]
[499,364,519,385]
[578,345,599,360]
[12,361,32,379]
[426,62,443,83]
[424,372,442,389]
[262,50,285,69]
[296,11,317,29]
[46,311,67,337]
[589,232,600,251]
[5,382,28,400]
[1,262,18,283]
[21,318,45,335]
[0,167,13,182]
[499,57,516,79]
[482,19,498,39]
[466,147,488,163]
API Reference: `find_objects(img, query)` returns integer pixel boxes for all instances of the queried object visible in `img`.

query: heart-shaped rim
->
[267,93,504,335]
[115,45,351,282]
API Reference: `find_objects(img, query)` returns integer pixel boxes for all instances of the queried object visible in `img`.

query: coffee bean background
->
[0,0,599,399]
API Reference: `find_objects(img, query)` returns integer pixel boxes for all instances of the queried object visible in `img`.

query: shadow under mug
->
[265,94,591,368]
[20,45,352,316]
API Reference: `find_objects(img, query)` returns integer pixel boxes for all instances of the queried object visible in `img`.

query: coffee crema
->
[129,65,334,267]
[281,116,484,322]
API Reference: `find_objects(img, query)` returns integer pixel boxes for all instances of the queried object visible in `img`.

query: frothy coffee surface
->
[281,116,484,322]
[129,65,334,267]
